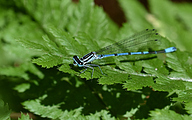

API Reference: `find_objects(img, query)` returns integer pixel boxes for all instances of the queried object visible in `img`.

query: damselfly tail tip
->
[165,47,177,53]
[172,47,177,52]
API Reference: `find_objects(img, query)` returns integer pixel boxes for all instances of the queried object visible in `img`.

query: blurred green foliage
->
[0,0,192,119]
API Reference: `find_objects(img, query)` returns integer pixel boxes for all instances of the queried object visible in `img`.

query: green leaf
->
[152,77,186,92]
[18,26,80,68]
[149,0,192,52]
[75,32,100,55]
[123,75,154,90]
[185,102,192,114]
[88,110,115,120]
[14,0,75,29]
[22,98,115,120]
[1,0,192,119]
[58,64,78,77]
[0,99,11,120]
[119,0,152,30]
[22,99,69,119]
[48,26,80,56]
[17,38,49,53]
[172,90,192,103]
[32,54,65,68]
[99,72,128,85]
[13,83,30,93]
[166,50,192,81]
[0,62,43,80]
[67,0,118,39]
[149,108,192,120]
[18,113,32,120]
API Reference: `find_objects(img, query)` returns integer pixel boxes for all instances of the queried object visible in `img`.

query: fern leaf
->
[18,113,32,120]
[22,99,83,119]
[0,99,11,120]
[149,108,192,120]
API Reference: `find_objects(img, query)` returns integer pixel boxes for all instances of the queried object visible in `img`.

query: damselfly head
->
[73,55,78,66]
[73,55,84,66]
